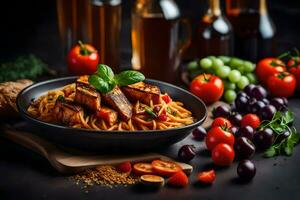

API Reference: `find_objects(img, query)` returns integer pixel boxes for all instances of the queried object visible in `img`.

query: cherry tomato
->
[96,109,110,123]
[162,95,172,104]
[205,126,235,151]
[287,57,300,92]
[133,163,154,176]
[67,41,99,75]
[151,160,182,177]
[197,170,216,184]
[241,114,261,129]
[287,56,300,69]
[190,74,224,104]
[267,72,296,98]
[256,58,286,85]
[212,143,235,166]
[211,117,232,129]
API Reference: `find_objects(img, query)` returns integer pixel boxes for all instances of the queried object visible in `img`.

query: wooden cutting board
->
[1,127,193,175]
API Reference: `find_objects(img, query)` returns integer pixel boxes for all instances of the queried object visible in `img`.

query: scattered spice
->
[73,165,140,188]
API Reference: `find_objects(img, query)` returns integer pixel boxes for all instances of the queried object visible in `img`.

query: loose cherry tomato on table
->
[133,163,154,176]
[255,58,286,85]
[212,143,235,166]
[190,74,224,104]
[151,160,182,177]
[211,117,232,129]
[67,41,99,75]
[167,171,189,187]
[287,56,300,92]
[205,126,235,151]
[267,72,296,98]
[197,170,216,184]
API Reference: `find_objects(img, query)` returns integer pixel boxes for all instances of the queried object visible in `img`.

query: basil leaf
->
[97,64,115,82]
[264,146,277,158]
[115,70,145,86]
[88,74,115,93]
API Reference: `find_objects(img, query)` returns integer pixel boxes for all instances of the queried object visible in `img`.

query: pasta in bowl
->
[17,66,207,151]
[27,76,194,131]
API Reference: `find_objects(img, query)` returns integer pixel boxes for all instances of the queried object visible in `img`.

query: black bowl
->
[17,77,207,152]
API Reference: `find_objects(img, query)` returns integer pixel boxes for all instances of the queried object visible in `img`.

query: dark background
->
[1,1,300,200]
[0,0,299,69]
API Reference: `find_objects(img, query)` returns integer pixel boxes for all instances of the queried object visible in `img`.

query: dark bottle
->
[131,0,190,83]
[196,0,233,58]
[226,0,276,62]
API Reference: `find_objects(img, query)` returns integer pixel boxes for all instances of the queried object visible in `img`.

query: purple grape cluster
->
[212,84,289,181]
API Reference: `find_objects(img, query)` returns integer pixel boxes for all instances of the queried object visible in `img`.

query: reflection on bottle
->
[226,0,276,61]
[196,0,233,58]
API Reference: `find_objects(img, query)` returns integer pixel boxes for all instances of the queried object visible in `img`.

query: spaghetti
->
[27,84,194,131]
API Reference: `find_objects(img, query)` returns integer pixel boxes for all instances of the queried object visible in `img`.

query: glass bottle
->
[196,0,233,58]
[131,0,191,83]
[89,0,122,71]
[57,0,91,54]
[226,0,276,61]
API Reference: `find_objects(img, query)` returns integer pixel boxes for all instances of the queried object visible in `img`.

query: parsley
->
[166,107,171,114]
[172,111,177,116]
[0,54,49,82]
[260,110,300,157]
[145,107,157,118]
[57,95,65,102]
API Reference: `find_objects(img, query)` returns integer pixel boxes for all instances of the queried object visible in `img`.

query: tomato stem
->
[293,48,299,57]
[78,40,90,56]
[203,74,210,82]
[277,51,290,60]
[277,72,288,79]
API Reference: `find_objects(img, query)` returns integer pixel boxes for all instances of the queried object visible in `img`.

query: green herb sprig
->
[259,110,300,157]
[0,54,50,82]
[145,107,157,118]
[88,64,145,93]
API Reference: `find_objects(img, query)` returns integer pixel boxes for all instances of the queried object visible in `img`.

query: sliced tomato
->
[133,163,154,176]
[151,160,182,177]
[197,170,216,184]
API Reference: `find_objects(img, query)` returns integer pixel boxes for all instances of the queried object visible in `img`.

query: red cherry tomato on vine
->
[190,74,224,104]
[267,72,296,98]
[287,57,300,92]
[287,56,300,69]
[205,126,234,151]
[211,117,232,129]
[67,41,99,75]
[256,58,286,85]
[212,143,235,166]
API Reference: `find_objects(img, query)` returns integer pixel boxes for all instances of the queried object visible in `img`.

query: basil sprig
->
[259,110,300,157]
[88,64,145,93]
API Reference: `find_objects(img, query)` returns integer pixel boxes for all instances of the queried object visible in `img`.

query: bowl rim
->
[17,76,207,135]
